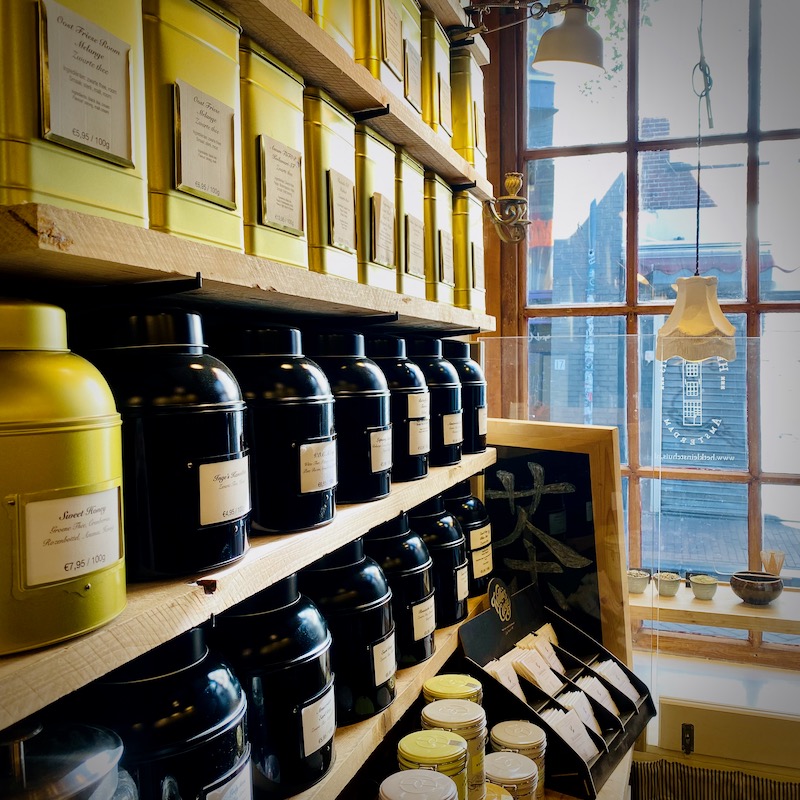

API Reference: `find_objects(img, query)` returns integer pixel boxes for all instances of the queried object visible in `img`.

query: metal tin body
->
[0,300,125,656]
[452,191,487,312]
[310,0,355,57]
[0,0,148,225]
[408,496,468,628]
[421,699,487,800]
[356,124,398,290]
[73,628,252,800]
[483,752,538,800]
[299,539,397,725]
[75,309,249,580]
[142,0,243,249]
[396,148,427,298]
[443,479,493,597]
[442,340,487,454]
[304,330,391,503]
[364,512,435,667]
[485,785,513,800]
[211,575,335,798]
[450,49,487,176]
[400,0,422,115]
[303,88,359,281]
[365,335,429,482]
[354,0,406,102]
[397,730,468,800]
[420,11,452,146]
[240,39,308,268]
[424,172,455,305]
[423,674,483,705]
[489,721,546,800]
[220,326,336,534]
[379,769,458,800]
[406,337,462,467]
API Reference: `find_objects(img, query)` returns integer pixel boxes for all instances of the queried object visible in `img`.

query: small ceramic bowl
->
[627,569,650,594]
[689,574,718,600]
[730,571,784,605]
[653,571,681,597]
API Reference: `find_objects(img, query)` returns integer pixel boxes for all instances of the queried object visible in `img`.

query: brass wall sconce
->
[484,172,531,243]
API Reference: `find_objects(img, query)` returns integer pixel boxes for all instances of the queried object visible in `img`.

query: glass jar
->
[397,730,468,800]
[364,512,436,667]
[441,340,486,454]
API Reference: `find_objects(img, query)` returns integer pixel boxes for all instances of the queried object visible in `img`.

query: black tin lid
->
[226,573,300,612]
[233,325,303,356]
[305,539,365,570]
[409,495,446,517]
[441,339,470,359]
[406,336,442,358]
[365,334,406,359]
[366,512,410,541]
[304,329,365,357]
[88,309,206,350]
[103,628,208,682]
[443,479,472,501]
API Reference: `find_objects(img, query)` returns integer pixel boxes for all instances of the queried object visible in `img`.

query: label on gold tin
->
[438,74,452,133]
[477,405,488,435]
[456,564,469,601]
[407,391,430,419]
[472,243,485,289]
[299,440,337,493]
[372,193,396,267]
[412,595,436,641]
[203,754,252,800]
[260,135,304,235]
[474,100,487,153]
[405,215,425,277]
[439,229,455,285]
[372,630,396,686]
[175,79,236,209]
[198,456,250,526]
[382,0,404,79]
[24,486,121,587]
[404,40,422,112]
[408,417,430,456]
[327,169,356,252]
[301,684,336,757]
[39,0,133,166]
[443,411,463,446]
[472,544,493,579]
[470,523,492,550]
[369,427,392,473]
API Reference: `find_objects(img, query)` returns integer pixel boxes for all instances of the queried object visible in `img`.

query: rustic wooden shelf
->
[0,449,496,731]
[217,0,493,198]
[0,204,495,333]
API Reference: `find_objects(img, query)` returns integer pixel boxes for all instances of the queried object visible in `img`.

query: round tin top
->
[379,770,458,800]
[83,309,206,349]
[421,698,486,730]
[484,751,538,782]
[442,480,472,502]
[485,784,513,800]
[397,730,468,764]
[441,339,469,359]
[305,538,365,570]
[304,329,365,357]
[0,298,67,351]
[367,512,410,540]
[225,573,299,612]
[441,341,486,386]
[232,325,302,356]
[490,720,547,750]
[406,336,442,358]
[366,334,406,359]
[423,673,483,702]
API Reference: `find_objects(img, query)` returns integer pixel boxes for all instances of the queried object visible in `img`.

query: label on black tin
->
[477,405,488,435]
[407,391,430,419]
[469,523,492,550]
[301,684,336,757]
[411,595,436,641]
[456,564,469,601]
[24,486,121,587]
[472,544,493,579]
[203,753,252,800]
[443,412,463,446]
[408,417,430,456]
[370,428,392,473]
[198,456,250,526]
[39,0,133,166]
[371,630,396,686]
[299,440,337,493]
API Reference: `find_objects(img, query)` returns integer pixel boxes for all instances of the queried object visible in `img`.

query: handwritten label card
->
[474,100,487,153]
[472,243,485,289]
[327,169,356,252]
[438,73,452,133]
[260,135,303,234]
[372,192,396,267]
[405,215,425,277]
[404,41,422,112]
[439,229,454,285]
[381,0,404,80]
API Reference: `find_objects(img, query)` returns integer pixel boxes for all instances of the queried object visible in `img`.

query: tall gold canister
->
[421,10,452,147]
[450,47,487,178]
[356,124,397,291]
[453,190,487,312]
[310,0,355,58]
[240,38,308,268]
[142,0,243,250]
[0,299,125,656]
[395,147,426,298]
[424,171,455,305]
[304,87,359,281]
[0,0,148,226]
[354,0,406,104]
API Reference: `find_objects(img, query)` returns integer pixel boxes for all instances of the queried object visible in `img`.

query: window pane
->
[640,478,748,576]
[526,318,627,462]
[639,315,748,470]
[639,0,748,140]
[761,2,800,130]
[526,4,627,149]
[638,144,747,302]
[759,141,800,301]
[760,314,800,473]
[526,154,626,306]
[762,485,799,589]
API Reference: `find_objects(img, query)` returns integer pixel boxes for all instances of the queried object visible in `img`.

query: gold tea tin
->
[421,10,452,146]
[400,0,423,115]
[424,171,455,305]
[142,0,243,250]
[310,0,355,58]
[304,87,359,281]
[0,0,148,226]
[395,147,426,298]
[240,38,308,268]
[0,299,125,655]
[452,190,487,312]
[356,124,397,291]
[354,0,406,104]
[450,48,487,177]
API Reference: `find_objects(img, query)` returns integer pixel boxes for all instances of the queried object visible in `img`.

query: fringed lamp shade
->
[655,275,736,362]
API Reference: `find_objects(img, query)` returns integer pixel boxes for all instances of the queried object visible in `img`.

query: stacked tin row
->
[0,0,487,311]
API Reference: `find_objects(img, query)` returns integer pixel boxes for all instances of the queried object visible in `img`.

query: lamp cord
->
[692,0,713,277]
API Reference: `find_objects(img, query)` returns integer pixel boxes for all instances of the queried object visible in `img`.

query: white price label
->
[299,440,337,493]
[301,685,336,757]
[472,544,493,579]
[198,456,250,526]
[456,564,469,601]
[372,631,396,686]
[204,756,252,800]
[407,391,430,419]
[477,405,488,435]
[411,595,436,641]
[469,523,492,550]
[408,417,430,456]
[370,428,392,473]
[443,412,463,446]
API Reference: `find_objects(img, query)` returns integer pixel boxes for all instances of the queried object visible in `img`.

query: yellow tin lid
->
[397,730,468,765]
[0,299,67,351]
[485,783,513,800]
[423,674,483,702]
